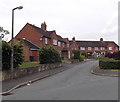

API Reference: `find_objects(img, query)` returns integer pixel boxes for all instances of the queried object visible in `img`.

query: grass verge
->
[19,62,40,68]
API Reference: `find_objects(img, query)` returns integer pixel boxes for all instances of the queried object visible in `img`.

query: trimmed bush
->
[39,46,61,64]
[79,55,85,61]
[99,57,120,69]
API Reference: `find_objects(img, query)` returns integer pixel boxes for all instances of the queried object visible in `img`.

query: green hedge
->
[99,60,120,69]
[39,46,61,64]
[2,41,24,71]
[79,55,85,61]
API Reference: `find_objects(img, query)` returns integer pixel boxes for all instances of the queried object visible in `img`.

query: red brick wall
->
[15,23,43,47]
[69,42,79,56]
[107,43,118,53]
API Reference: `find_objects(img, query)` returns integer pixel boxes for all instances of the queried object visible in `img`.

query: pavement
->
[1,60,119,95]
[91,66,120,77]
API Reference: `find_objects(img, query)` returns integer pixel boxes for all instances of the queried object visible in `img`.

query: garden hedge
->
[39,46,61,64]
[99,60,120,69]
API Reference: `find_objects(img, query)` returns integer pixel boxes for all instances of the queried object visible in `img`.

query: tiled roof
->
[70,40,119,48]
[16,38,40,50]
[28,23,51,38]
[105,41,119,47]
[76,41,107,47]
[47,30,66,43]
[28,23,67,43]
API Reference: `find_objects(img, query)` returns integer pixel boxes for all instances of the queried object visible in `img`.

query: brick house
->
[14,22,119,61]
[12,38,40,62]
[70,37,119,57]
[14,22,70,61]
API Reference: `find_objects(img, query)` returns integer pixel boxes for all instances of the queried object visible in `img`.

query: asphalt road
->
[3,60,118,100]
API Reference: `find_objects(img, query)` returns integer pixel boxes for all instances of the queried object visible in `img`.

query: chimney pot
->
[100,38,103,41]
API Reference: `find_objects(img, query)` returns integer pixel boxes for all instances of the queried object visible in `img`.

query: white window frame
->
[63,43,65,47]
[95,47,98,50]
[45,38,48,44]
[100,47,105,50]
[109,47,112,50]
[67,44,69,48]
[58,41,61,47]
[53,39,57,45]
[88,47,92,50]
[80,47,85,50]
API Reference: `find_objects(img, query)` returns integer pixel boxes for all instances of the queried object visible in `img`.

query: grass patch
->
[19,62,40,68]
[111,70,120,72]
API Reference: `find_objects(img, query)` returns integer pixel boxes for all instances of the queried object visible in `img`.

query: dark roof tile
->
[16,38,40,50]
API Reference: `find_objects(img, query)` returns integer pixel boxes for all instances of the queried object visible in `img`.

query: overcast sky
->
[0,0,119,44]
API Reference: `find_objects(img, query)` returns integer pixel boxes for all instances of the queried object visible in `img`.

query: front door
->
[31,50,38,61]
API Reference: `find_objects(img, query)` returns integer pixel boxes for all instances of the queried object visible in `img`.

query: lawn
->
[19,62,40,68]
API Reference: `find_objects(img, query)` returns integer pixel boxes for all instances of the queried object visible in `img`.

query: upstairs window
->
[100,47,105,50]
[45,38,48,44]
[88,47,92,50]
[67,44,69,48]
[58,41,61,47]
[80,47,85,50]
[109,47,112,50]
[53,39,57,45]
[63,43,65,47]
[95,47,98,50]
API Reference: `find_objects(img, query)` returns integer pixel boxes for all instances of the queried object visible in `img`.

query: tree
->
[0,26,9,39]
[2,41,24,71]
[39,46,61,64]
[72,50,80,59]
[81,52,88,58]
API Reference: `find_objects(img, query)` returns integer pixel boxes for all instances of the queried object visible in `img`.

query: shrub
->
[105,51,120,60]
[2,41,11,71]
[99,56,120,69]
[72,50,80,59]
[81,52,88,58]
[99,60,120,69]
[2,41,24,71]
[79,55,85,61]
[39,46,61,64]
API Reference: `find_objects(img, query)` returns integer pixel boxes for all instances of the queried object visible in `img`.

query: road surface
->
[3,60,118,100]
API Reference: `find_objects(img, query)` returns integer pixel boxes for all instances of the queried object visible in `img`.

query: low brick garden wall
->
[0,63,62,81]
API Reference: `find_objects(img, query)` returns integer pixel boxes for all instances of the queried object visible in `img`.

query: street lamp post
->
[11,6,23,78]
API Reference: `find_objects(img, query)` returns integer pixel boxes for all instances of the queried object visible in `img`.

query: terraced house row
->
[12,22,119,62]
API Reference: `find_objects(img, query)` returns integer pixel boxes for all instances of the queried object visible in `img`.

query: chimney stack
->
[72,37,75,42]
[100,38,103,41]
[41,22,47,31]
